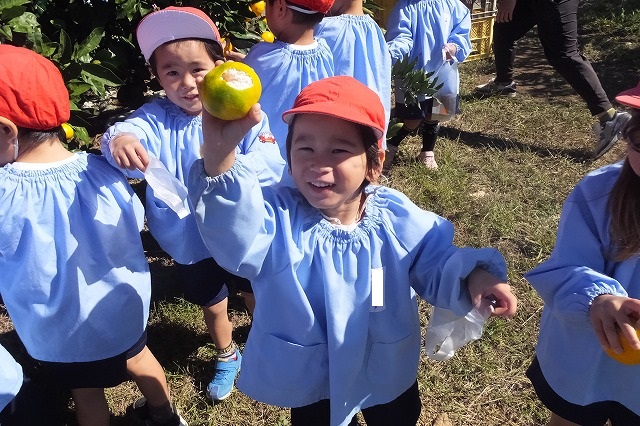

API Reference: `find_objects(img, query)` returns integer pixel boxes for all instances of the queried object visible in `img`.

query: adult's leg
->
[535,0,611,115]
[492,0,538,83]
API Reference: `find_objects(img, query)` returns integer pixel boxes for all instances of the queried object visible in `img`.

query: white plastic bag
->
[144,157,190,219]
[425,53,460,122]
[424,301,493,361]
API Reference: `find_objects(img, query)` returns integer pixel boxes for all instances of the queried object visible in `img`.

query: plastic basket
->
[467,11,496,61]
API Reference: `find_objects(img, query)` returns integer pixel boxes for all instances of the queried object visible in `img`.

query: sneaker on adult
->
[417,151,438,170]
[592,111,632,159]
[131,397,188,426]
[475,79,517,98]
[207,347,242,401]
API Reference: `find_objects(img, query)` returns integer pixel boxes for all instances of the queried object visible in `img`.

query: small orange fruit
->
[604,327,640,365]
[200,61,262,121]
[261,31,275,43]
[61,123,74,140]
[223,38,233,55]
[249,1,266,16]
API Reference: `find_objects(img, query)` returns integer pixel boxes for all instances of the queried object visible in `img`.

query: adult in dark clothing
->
[475,0,630,158]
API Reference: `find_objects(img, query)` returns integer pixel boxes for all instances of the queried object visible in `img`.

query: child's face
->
[154,40,217,116]
[289,114,372,224]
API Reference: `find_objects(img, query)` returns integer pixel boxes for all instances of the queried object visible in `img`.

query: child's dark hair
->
[148,38,224,76]
[17,127,66,145]
[608,111,640,261]
[285,115,382,185]
[267,0,325,26]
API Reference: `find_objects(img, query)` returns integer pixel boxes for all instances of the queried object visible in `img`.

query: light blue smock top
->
[0,345,22,411]
[385,0,471,101]
[0,153,150,362]
[243,39,334,186]
[101,97,285,264]
[188,156,507,426]
[525,162,640,415]
[315,14,392,147]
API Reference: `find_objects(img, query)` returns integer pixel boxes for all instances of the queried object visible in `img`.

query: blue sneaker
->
[207,348,242,401]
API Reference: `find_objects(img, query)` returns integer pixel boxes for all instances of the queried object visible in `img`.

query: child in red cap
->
[0,45,186,426]
[242,0,335,187]
[188,75,517,425]
[524,83,640,426]
[101,6,285,402]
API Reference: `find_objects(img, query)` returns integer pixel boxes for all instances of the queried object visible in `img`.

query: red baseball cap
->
[286,0,335,14]
[282,76,385,147]
[616,82,640,109]
[0,45,70,130]
[137,6,221,62]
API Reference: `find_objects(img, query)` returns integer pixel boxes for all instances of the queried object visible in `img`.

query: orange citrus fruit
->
[61,123,74,140]
[200,61,262,121]
[249,1,266,16]
[223,38,233,55]
[261,31,275,43]
[604,327,640,365]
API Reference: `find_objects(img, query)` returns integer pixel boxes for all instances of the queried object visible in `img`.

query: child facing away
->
[384,0,471,171]
[100,6,285,401]
[0,45,185,426]
[525,83,640,426]
[242,0,335,186]
[314,0,392,148]
[187,76,518,426]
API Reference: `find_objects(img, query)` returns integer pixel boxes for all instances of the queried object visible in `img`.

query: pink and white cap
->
[136,6,221,63]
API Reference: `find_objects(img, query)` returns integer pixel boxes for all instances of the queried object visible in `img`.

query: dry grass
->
[1,2,639,424]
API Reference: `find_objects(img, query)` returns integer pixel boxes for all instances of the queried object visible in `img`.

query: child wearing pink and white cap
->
[100,6,285,403]
[188,76,517,426]
[242,0,336,187]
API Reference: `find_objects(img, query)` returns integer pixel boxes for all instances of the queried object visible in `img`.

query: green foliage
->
[391,54,442,107]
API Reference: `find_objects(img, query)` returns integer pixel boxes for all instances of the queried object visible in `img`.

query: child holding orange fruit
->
[525,83,640,425]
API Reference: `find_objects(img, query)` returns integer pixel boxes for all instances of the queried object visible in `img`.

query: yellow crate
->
[467,14,495,61]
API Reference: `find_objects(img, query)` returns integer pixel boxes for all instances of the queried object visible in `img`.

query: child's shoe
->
[207,347,242,401]
[592,111,632,159]
[475,79,517,97]
[131,397,188,426]
[417,151,438,170]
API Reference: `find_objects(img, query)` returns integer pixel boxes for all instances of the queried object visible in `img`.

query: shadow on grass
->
[439,125,593,162]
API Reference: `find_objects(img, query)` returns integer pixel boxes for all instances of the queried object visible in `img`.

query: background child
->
[314,0,392,148]
[101,6,285,401]
[242,0,335,186]
[525,83,640,426]
[0,45,184,426]
[384,0,471,171]
[188,76,517,426]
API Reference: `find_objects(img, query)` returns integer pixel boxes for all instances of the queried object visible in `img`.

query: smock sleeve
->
[188,156,277,279]
[0,345,22,411]
[237,111,285,186]
[385,0,414,64]
[525,173,628,325]
[447,0,472,62]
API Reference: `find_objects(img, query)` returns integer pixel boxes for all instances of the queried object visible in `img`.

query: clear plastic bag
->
[144,157,190,219]
[424,300,494,361]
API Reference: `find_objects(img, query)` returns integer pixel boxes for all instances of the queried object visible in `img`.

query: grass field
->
[1,1,640,425]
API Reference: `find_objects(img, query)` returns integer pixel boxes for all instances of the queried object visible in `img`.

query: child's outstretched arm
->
[590,294,640,353]
[467,267,518,318]
[200,104,262,177]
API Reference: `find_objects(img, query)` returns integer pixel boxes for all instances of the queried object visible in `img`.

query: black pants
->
[290,381,421,426]
[493,0,611,115]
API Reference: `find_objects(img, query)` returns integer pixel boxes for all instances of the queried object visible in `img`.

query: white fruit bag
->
[144,157,190,219]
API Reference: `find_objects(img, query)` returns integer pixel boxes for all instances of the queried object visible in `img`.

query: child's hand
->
[590,294,640,353]
[443,43,457,61]
[200,102,262,176]
[466,267,517,318]
[110,133,150,172]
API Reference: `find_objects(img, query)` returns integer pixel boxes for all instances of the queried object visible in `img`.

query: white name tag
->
[371,267,384,311]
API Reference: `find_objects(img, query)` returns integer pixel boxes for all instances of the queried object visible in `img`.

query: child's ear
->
[367,148,385,183]
[0,116,18,142]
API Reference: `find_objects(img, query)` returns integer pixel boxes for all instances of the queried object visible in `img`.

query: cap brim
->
[282,105,384,140]
[137,9,220,62]
[615,83,640,109]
